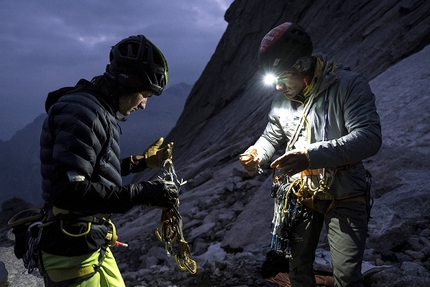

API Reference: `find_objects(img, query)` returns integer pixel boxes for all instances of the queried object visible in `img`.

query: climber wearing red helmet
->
[240,22,382,287]
[37,35,176,286]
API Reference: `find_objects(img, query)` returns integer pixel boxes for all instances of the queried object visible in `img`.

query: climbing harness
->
[8,204,128,283]
[155,159,197,274]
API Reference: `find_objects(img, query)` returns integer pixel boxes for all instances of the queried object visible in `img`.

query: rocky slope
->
[1,0,430,286]
[114,44,430,287]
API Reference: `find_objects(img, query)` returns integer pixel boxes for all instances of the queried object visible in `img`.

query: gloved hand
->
[135,137,173,169]
[131,179,178,209]
[239,146,262,176]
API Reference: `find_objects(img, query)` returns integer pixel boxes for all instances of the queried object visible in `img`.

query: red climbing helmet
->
[259,22,313,75]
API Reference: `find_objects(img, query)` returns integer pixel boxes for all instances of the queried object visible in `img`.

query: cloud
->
[0,0,232,140]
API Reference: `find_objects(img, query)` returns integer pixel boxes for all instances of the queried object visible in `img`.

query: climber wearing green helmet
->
[38,35,176,286]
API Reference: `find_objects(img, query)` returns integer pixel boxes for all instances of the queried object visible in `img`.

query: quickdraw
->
[269,167,337,258]
[155,159,197,274]
[269,169,303,259]
[24,220,44,273]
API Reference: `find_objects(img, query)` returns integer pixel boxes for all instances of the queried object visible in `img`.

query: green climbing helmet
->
[106,35,169,95]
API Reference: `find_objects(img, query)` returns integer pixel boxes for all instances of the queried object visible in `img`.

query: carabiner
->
[174,239,197,274]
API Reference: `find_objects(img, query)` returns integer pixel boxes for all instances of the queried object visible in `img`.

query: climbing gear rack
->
[155,159,197,274]
[270,169,304,259]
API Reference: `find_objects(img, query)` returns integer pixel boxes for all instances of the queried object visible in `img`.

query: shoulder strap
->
[286,92,316,151]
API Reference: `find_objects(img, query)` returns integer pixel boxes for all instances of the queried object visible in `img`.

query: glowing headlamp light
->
[263,74,276,85]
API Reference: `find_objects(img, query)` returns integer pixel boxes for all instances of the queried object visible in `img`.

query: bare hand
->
[270,149,309,176]
[239,147,261,176]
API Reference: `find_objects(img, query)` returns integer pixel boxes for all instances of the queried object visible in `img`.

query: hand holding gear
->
[131,179,178,209]
[136,137,174,169]
[239,146,262,176]
[270,149,309,176]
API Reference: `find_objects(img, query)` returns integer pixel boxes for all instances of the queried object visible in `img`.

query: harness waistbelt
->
[50,206,117,246]
[327,195,366,213]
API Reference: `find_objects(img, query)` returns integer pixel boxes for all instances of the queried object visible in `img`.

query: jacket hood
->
[45,78,117,115]
[312,53,339,96]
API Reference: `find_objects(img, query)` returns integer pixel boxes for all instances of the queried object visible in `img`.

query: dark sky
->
[0,0,232,140]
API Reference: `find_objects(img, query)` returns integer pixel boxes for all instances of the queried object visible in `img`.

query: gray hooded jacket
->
[253,54,382,199]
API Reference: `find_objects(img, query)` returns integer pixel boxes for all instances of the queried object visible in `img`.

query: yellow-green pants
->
[41,247,125,287]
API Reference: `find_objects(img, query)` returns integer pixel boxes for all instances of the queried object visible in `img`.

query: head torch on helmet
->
[258,22,313,76]
[263,71,298,86]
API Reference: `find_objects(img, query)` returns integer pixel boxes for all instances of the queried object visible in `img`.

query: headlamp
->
[263,74,276,85]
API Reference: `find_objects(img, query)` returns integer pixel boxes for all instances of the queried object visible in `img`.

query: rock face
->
[128,0,430,285]
[1,0,430,286]
[161,0,430,173]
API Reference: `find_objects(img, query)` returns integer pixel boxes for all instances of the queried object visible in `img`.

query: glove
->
[239,146,261,176]
[131,179,178,209]
[135,137,174,169]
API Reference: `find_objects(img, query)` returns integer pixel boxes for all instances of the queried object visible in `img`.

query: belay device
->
[155,159,197,274]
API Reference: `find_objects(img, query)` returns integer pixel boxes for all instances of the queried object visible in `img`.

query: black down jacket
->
[39,79,131,213]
